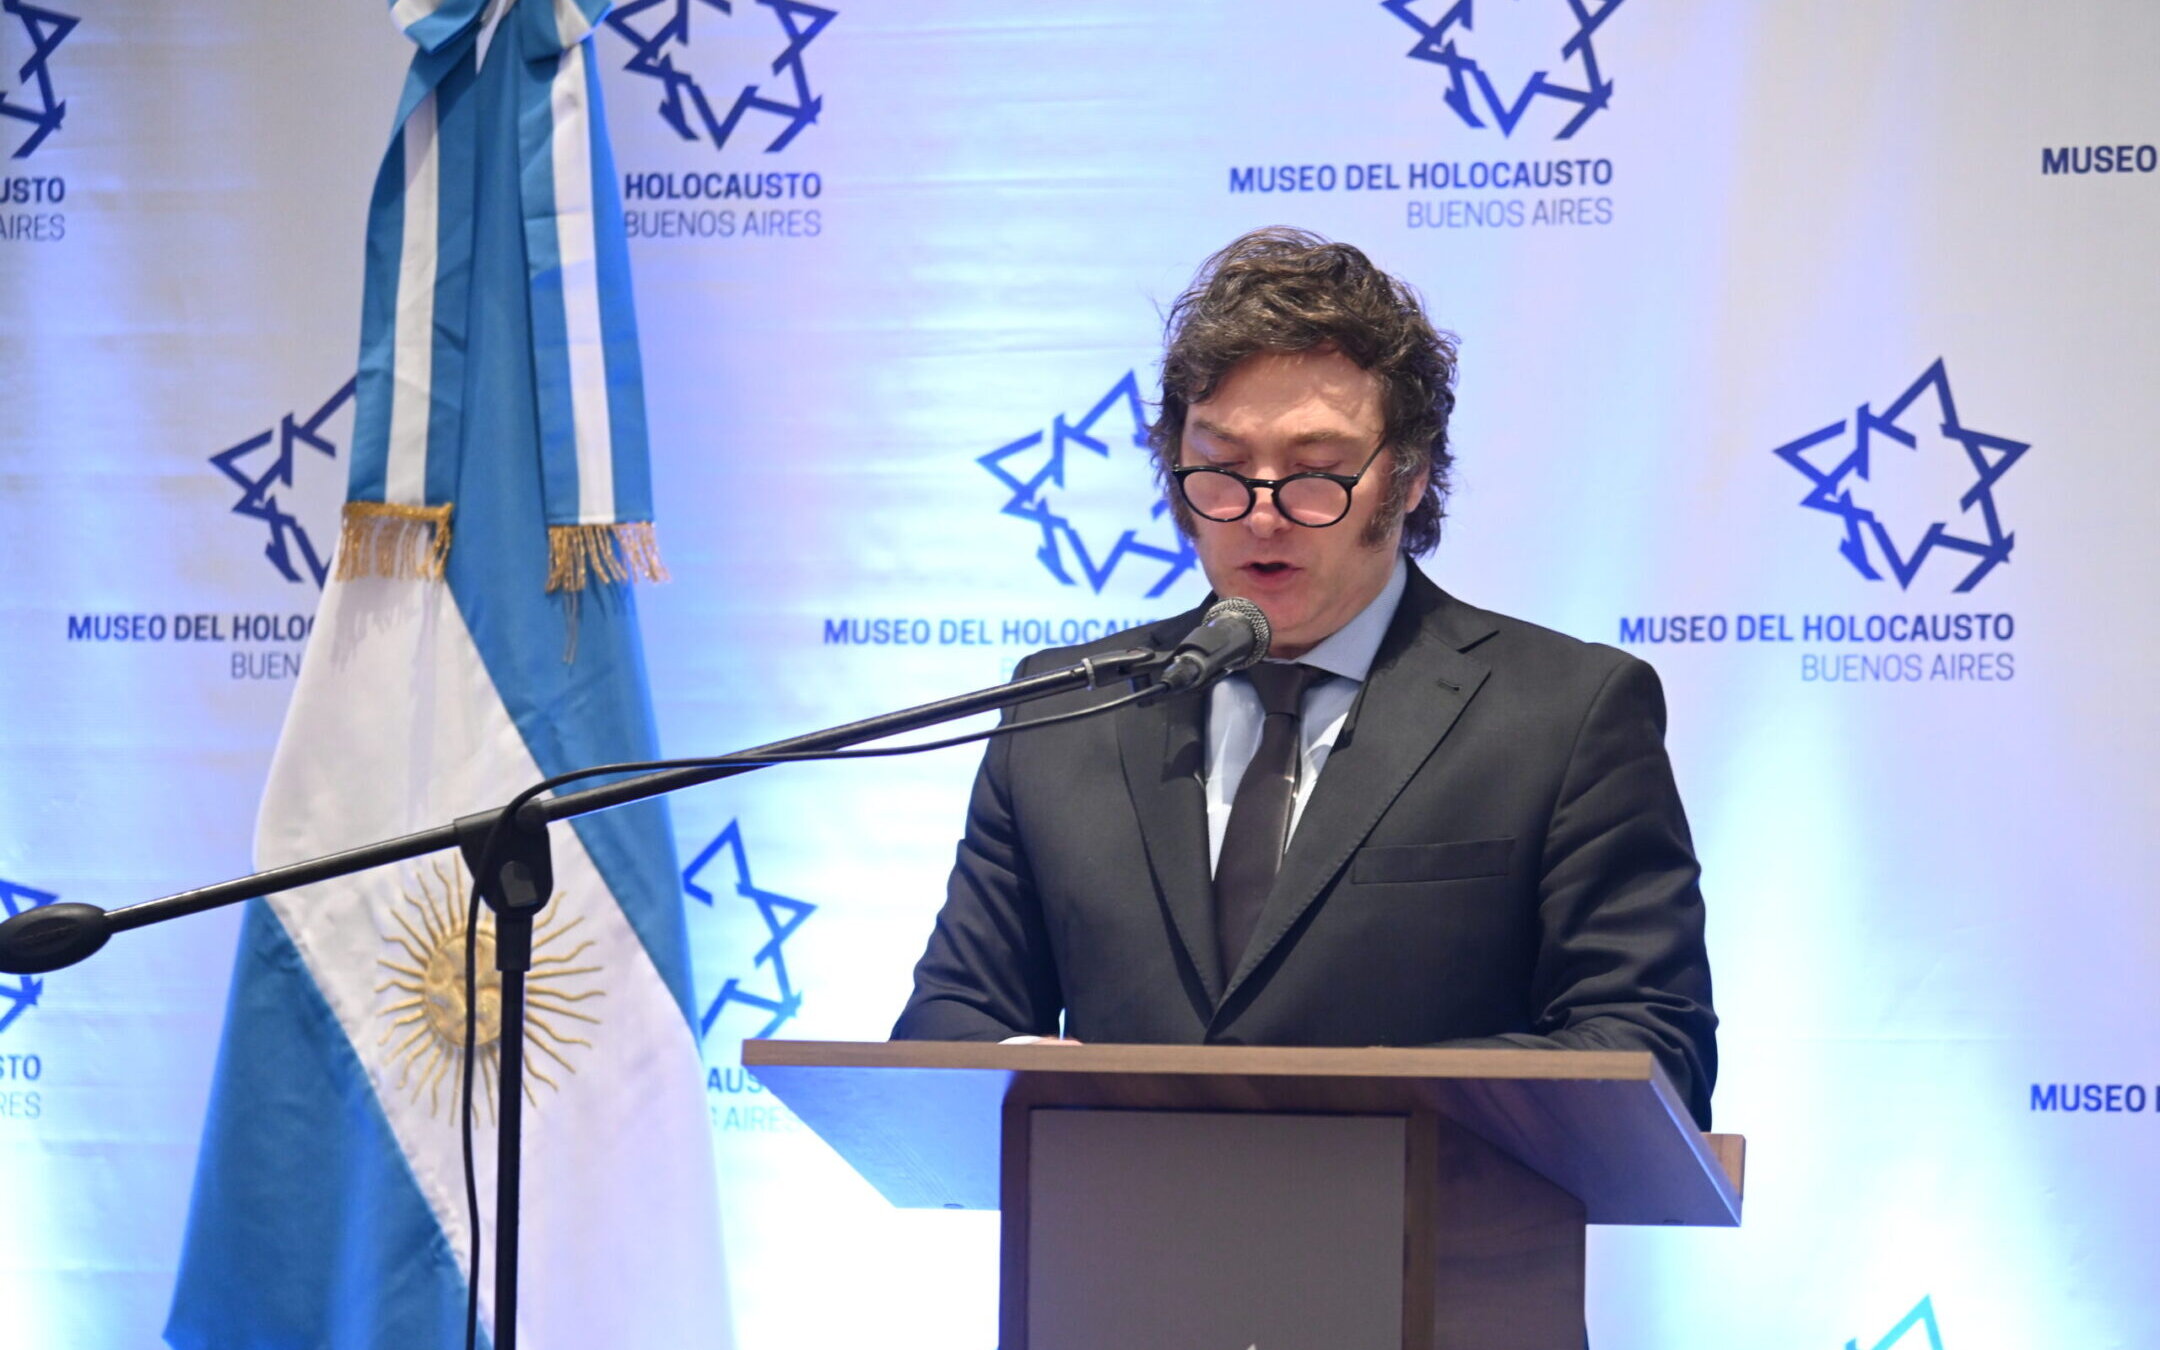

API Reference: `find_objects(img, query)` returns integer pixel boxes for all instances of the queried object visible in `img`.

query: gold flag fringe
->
[544,522,669,593]
[335,502,454,581]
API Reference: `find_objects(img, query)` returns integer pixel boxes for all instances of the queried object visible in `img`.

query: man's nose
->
[1244,486,1290,536]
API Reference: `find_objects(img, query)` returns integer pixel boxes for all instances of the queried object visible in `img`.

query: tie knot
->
[1245,661,1319,717]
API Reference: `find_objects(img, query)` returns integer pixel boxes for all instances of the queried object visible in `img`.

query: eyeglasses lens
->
[1276,477,1350,526]
[1182,470,1252,521]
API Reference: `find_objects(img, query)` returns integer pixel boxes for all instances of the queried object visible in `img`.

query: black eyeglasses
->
[1171,443,1388,527]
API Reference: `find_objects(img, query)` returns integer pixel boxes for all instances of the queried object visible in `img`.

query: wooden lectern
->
[744,1041,1743,1350]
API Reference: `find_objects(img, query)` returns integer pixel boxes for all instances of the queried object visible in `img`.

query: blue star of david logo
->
[209,377,356,588]
[979,371,1199,599]
[1383,0,1624,139]
[684,820,814,1040]
[0,878,58,1036]
[1774,360,2027,593]
[606,0,835,154]
[1847,1295,1945,1350]
[0,0,75,158]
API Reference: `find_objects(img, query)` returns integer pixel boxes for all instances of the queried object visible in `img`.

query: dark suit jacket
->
[893,564,1718,1128]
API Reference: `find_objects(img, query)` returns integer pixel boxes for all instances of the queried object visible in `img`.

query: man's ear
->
[1397,451,1430,524]
[1374,452,1430,548]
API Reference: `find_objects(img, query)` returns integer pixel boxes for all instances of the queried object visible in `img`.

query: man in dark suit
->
[894,228,1716,1129]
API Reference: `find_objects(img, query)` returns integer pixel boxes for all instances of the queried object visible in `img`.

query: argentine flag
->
[168,2,728,1346]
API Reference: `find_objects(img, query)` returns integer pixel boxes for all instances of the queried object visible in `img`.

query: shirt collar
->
[1278,554,1407,685]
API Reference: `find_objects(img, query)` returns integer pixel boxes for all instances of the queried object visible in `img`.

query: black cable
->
[505,683,1154,829]
[461,876,484,1350]
[453,681,1154,1349]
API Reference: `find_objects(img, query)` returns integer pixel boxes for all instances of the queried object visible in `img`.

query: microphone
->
[0,902,112,975]
[1158,597,1271,693]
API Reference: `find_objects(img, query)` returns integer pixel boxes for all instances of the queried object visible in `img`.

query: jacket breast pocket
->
[1351,838,1515,885]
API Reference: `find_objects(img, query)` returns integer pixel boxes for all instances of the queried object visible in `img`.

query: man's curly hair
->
[1150,227,1459,555]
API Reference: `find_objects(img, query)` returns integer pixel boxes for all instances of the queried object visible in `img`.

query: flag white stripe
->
[386,94,440,508]
[551,0,594,48]
[260,578,724,1347]
[548,44,615,524]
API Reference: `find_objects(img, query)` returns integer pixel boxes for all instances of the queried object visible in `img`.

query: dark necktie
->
[1214,661,1322,980]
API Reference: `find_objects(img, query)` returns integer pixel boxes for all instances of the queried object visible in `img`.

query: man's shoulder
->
[1453,594,1628,666]
[1415,574,1653,696]
[1410,578,1675,749]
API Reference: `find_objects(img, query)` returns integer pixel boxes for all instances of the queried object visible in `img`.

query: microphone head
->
[1204,596,1271,671]
[1148,596,1275,698]
[0,901,111,975]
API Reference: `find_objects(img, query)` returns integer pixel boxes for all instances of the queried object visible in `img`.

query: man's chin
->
[1203,575,1311,650]
[1252,606,1321,659]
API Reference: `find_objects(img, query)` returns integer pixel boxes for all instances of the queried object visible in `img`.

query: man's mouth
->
[1241,560,1300,587]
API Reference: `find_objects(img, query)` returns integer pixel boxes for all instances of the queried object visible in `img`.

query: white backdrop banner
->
[1,2,2156,1347]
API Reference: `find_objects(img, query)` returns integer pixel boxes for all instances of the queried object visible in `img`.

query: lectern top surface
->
[749,1038,1660,1079]
[743,1040,1743,1228]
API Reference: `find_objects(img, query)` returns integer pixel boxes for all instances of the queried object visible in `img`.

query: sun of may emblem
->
[376,859,604,1120]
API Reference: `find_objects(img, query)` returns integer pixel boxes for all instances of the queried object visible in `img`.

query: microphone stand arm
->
[0,642,1172,1350]
[0,644,1170,972]
[522,645,1168,827]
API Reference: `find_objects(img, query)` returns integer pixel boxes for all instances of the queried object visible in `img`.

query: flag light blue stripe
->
[424,57,481,509]
[351,37,482,510]
[166,903,488,1350]
[452,11,697,1024]
[349,118,409,505]
[585,50,655,523]
[516,8,585,526]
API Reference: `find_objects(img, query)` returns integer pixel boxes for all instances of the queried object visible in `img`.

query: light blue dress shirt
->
[1202,555,1409,874]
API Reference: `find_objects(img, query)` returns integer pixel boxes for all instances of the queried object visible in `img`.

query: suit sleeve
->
[890,673,1064,1042]
[1451,653,1719,1129]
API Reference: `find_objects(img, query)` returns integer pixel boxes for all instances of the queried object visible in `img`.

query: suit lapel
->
[1117,618,1224,1001]
[1218,569,1497,1005]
